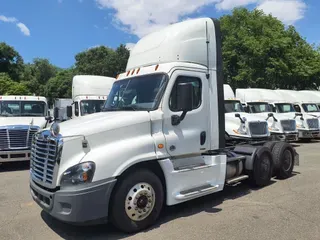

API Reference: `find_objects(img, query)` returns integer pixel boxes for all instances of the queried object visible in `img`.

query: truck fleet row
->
[0,16,319,234]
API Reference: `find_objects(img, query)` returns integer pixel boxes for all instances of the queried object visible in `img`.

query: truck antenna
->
[205,21,210,79]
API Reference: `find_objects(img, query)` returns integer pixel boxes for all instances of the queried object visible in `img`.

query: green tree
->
[0,72,30,95]
[220,8,320,90]
[75,45,129,77]
[0,42,24,81]
[44,68,74,105]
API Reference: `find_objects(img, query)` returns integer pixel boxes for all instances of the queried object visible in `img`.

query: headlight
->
[60,161,95,188]
[50,122,60,137]
[234,123,247,135]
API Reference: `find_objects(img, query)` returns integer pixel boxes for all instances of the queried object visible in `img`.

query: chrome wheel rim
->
[125,182,155,221]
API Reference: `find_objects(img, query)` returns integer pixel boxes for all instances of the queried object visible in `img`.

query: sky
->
[0,0,319,68]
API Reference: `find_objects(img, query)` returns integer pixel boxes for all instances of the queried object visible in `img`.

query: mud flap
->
[293,149,299,166]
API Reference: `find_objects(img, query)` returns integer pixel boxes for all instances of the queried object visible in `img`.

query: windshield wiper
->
[21,113,43,116]
[102,105,139,111]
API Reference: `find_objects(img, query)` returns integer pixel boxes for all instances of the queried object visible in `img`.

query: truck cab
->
[299,90,320,109]
[62,75,115,119]
[275,89,320,139]
[0,95,52,162]
[29,17,299,233]
[223,84,270,143]
[236,88,299,141]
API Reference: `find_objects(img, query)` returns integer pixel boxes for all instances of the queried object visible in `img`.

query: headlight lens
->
[60,161,95,188]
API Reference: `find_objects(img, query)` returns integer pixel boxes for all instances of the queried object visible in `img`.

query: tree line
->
[1,8,320,106]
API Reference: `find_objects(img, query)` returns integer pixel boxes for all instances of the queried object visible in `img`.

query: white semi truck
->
[0,95,52,163]
[62,75,115,119]
[298,90,320,111]
[29,18,299,233]
[236,88,299,141]
[275,89,320,139]
[223,84,270,143]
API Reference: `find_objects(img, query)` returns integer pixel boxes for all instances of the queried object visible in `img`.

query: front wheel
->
[272,142,295,179]
[109,169,164,233]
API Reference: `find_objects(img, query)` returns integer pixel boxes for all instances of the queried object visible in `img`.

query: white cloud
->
[125,43,136,51]
[16,22,30,36]
[96,0,220,38]
[216,0,259,10]
[257,0,307,25]
[0,15,17,23]
[0,14,30,36]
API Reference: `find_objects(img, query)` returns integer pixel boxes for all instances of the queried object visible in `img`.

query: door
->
[162,70,210,157]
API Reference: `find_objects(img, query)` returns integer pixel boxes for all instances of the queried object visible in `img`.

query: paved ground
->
[0,141,319,240]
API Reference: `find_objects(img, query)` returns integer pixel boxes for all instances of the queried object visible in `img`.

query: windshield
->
[275,103,295,113]
[302,103,320,113]
[80,100,105,116]
[224,100,244,113]
[0,100,46,117]
[102,73,167,111]
[247,102,271,113]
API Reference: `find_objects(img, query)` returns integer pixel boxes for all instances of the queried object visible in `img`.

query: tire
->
[249,146,273,187]
[109,168,164,233]
[271,142,295,179]
[263,141,278,151]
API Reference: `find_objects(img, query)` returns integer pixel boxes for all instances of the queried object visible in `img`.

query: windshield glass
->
[224,100,244,113]
[80,100,105,116]
[0,100,46,117]
[302,103,320,113]
[275,103,295,113]
[247,102,271,113]
[102,73,167,111]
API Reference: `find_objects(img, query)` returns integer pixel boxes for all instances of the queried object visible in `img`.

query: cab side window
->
[169,76,202,112]
[294,104,301,112]
[74,102,79,116]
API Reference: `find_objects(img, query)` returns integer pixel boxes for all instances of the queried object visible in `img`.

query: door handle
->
[200,131,206,145]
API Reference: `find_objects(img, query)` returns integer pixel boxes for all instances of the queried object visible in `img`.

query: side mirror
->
[176,82,193,112]
[67,106,72,118]
[171,82,193,126]
[268,113,274,117]
[54,107,59,120]
[295,112,302,117]
[235,113,240,118]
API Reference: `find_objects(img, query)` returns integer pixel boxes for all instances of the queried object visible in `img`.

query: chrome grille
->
[249,121,268,136]
[307,119,319,129]
[30,132,58,185]
[0,126,39,150]
[281,120,296,132]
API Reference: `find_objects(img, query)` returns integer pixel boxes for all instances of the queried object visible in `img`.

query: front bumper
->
[298,129,320,139]
[271,132,298,141]
[0,149,31,163]
[30,177,117,225]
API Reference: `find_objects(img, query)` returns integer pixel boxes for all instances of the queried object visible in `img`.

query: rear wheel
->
[263,141,278,151]
[272,142,294,179]
[249,147,273,187]
[109,168,164,233]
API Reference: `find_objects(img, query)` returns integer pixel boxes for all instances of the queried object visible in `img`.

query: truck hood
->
[58,111,151,137]
[225,112,267,123]
[252,112,295,121]
[0,116,47,128]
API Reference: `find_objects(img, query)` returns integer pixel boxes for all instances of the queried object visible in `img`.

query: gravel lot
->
[0,140,319,240]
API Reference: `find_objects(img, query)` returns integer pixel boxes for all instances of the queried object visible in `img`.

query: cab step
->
[175,184,219,200]
[226,175,249,185]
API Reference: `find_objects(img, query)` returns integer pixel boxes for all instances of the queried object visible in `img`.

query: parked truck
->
[59,75,115,119]
[236,88,299,141]
[29,18,299,233]
[223,84,270,143]
[0,95,52,163]
[275,89,320,140]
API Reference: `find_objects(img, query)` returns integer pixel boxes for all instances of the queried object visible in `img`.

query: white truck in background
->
[29,17,299,233]
[53,98,73,122]
[275,89,320,140]
[236,88,298,141]
[0,95,53,163]
[299,90,320,110]
[223,84,270,143]
[55,75,115,120]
